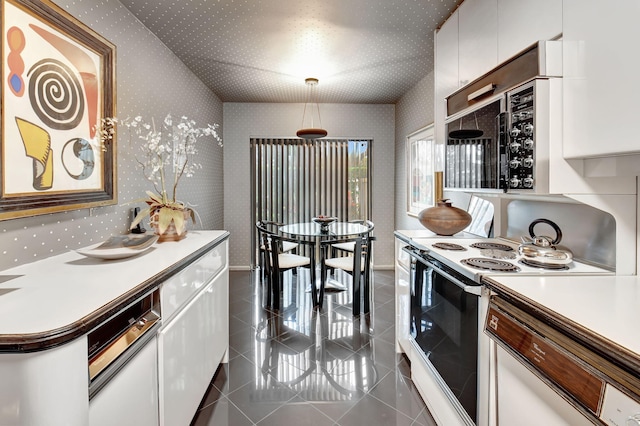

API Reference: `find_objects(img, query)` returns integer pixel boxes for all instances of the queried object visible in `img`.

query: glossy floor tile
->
[191,269,436,426]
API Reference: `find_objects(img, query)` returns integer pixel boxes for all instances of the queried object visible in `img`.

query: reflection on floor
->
[190,269,436,426]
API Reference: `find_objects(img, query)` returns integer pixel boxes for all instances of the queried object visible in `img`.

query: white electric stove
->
[408,237,614,283]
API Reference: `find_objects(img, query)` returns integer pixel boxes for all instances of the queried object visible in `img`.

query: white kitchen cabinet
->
[458,0,497,87]
[394,237,411,354]
[563,0,640,159]
[434,10,458,148]
[497,0,562,63]
[89,337,159,426]
[158,268,229,426]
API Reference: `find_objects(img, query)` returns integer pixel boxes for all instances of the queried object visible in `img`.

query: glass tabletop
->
[280,222,369,237]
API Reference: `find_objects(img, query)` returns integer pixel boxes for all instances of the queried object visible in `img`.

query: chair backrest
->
[321,235,375,269]
[346,219,374,235]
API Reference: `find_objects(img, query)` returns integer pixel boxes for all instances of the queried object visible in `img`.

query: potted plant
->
[98,114,222,240]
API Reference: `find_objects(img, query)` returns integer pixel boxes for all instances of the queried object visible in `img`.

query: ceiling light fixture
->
[296,77,327,139]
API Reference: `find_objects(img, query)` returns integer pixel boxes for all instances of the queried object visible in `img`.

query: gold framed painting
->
[1,0,116,220]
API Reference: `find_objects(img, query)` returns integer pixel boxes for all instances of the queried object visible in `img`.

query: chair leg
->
[265,268,272,308]
[309,266,318,308]
[319,263,327,309]
[352,272,360,315]
[363,272,370,314]
[272,271,281,311]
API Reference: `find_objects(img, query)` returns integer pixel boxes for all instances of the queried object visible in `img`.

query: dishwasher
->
[485,296,640,425]
[88,288,160,398]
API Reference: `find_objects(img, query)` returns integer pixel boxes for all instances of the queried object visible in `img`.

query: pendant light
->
[296,77,327,139]
[448,112,484,139]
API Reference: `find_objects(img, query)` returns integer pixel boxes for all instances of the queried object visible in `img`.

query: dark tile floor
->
[190,269,436,426]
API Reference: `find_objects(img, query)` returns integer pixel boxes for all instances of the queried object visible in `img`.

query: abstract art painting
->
[1,0,116,220]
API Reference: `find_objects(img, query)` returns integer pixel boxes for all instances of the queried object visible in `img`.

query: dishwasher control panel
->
[600,384,640,426]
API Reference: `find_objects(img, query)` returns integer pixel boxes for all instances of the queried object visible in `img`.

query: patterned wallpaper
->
[0,1,223,270]
[394,71,471,232]
[394,72,435,231]
[223,103,395,269]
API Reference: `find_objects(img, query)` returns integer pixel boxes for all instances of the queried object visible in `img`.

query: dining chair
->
[329,220,374,257]
[264,233,317,310]
[319,235,375,315]
[256,220,298,280]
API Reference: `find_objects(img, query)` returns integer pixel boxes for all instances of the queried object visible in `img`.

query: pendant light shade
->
[297,78,327,139]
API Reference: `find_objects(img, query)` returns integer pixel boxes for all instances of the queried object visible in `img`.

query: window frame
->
[406,124,435,217]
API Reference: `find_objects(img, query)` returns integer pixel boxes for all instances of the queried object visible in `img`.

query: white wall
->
[395,72,437,231]
[223,103,395,269]
[0,0,223,271]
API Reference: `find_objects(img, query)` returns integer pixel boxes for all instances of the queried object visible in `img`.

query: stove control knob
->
[510,127,521,137]
[523,123,534,135]
[523,176,534,188]
[626,414,640,425]
[523,156,534,168]
[510,141,521,152]
[509,158,522,169]
[524,138,534,150]
[510,176,521,188]
[511,95,520,104]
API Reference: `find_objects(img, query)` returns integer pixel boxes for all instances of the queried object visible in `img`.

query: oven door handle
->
[427,263,483,297]
[404,247,483,297]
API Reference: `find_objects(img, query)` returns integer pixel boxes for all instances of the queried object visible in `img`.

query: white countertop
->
[0,230,228,336]
[484,274,640,358]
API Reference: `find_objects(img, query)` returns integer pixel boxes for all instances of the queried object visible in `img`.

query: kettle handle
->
[528,218,562,245]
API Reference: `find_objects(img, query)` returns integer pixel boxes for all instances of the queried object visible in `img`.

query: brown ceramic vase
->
[418,199,472,236]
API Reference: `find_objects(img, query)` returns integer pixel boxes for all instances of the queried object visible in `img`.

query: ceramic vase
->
[150,208,190,242]
[418,199,472,236]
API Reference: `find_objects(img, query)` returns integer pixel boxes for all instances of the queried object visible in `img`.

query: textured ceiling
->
[120,0,461,104]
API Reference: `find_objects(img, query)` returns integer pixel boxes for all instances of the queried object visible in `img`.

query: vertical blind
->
[445,137,495,188]
[250,138,371,266]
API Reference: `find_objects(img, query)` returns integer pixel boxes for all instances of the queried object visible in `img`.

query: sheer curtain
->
[250,138,371,266]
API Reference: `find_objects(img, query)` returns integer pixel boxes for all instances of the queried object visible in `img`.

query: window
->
[407,125,435,216]
[250,138,372,266]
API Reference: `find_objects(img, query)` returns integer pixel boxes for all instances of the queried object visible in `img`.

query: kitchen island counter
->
[0,230,229,351]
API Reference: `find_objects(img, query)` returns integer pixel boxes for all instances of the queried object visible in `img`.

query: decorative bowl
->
[312,216,337,233]
[312,216,338,226]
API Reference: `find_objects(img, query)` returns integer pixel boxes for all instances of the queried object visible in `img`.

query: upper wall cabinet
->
[563,0,640,159]
[497,0,562,63]
[434,10,459,145]
[458,0,498,87]
[435,0,562,124]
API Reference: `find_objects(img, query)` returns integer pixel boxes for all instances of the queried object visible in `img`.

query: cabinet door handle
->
[468,83,496,101]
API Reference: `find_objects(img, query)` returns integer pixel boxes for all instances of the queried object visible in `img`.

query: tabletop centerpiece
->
[98,114,222,241]
[312,215,337,233]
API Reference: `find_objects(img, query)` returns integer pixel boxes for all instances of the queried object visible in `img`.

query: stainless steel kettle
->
[518,218,573,266]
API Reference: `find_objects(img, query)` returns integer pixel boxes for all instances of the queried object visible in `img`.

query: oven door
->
[408,249,482,425]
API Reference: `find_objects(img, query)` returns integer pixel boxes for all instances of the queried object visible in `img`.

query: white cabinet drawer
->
[161,240,226,321]
[89,338,158,426]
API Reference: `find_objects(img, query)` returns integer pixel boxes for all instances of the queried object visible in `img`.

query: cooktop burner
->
[470,242,514,251]
[518,259,570,271]
[461,257,521,272]
[479,248,517,260]
[432,242,467,251]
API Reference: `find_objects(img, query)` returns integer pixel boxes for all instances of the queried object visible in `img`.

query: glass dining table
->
[279,221,371,293]
[279,221,369,239]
